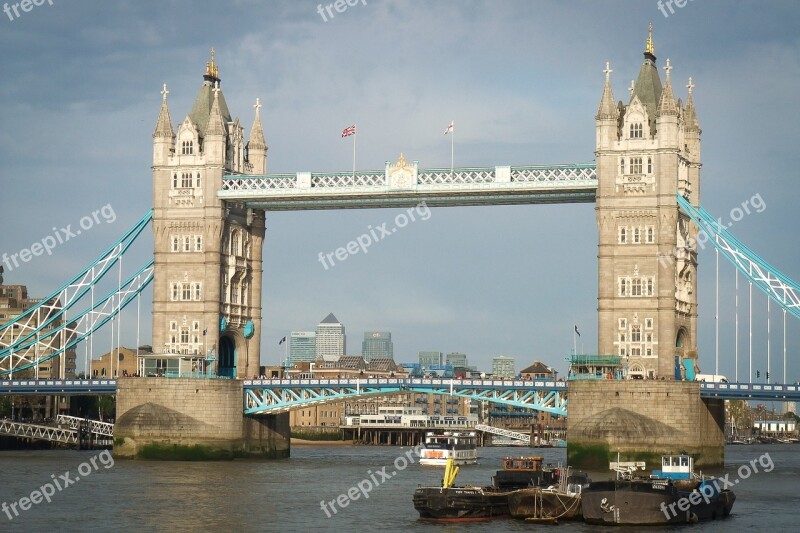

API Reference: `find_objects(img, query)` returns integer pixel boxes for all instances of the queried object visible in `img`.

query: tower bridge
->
[1,28,797,465]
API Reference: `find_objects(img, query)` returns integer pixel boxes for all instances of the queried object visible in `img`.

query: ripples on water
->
[0,444,797,532]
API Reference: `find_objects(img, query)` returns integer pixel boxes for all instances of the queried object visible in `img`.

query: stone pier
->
[114,378,290,460]
[566,380,724,470]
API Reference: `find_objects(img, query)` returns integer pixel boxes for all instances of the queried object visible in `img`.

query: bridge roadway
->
[2,379,798,414]
[219,163,598,210]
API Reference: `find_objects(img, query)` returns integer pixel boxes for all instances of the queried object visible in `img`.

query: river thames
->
[0,444,797,531]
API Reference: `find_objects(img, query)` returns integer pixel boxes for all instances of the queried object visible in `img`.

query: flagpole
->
[352,124,356,178]
[573,326,577,356]
[450,120,454,174]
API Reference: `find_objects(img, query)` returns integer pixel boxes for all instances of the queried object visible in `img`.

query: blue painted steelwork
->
[698,381,800,401]
[0,211,154,376]
[678,194,800,320]
[2,379,798,405]
[242,378,569,416]
[0,379,117,395]
[0,261,154,376]
[219,163,598,210]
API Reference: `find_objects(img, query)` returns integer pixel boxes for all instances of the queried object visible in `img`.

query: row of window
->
[170,321,202,332]
[619,328,653,344]
[629,123,643,139]
[620,156,653,174]
[619,318,654,330]
[618,276,655,297]
[619,226,656,244]
[170,282,202,301]
[172,172,201,189]
[180,140,194,155]
[171,235,203,253]
[620,345,654,357]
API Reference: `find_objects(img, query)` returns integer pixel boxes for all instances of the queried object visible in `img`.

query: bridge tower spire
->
[595,25,701,380]
[150,51,266,379]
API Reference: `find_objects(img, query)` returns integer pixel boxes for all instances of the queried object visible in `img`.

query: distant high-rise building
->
[288,331,316,366]
[446,352,468,369]
[492,355,516,379]
[316,313,345,361]
[362,331,393,361]
[418,351,443,369]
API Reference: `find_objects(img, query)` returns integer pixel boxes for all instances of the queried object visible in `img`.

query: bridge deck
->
[219,164,597,210]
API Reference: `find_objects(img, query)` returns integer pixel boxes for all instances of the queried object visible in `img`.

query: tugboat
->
[412,456,560,521]
[581,455,735,525]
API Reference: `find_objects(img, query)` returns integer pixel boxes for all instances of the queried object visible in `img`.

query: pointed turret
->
[206,82,226,136]
[683,77,700,132]
[657,59,678,116]
[153,83,175,138]
[596,62,618,120]
[203,81,227,164]
[596,62,619,150]
[247,97,268,174]
[153,83,175,166]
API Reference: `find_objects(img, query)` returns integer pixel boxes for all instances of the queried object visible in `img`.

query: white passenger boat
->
[419,431,478,466]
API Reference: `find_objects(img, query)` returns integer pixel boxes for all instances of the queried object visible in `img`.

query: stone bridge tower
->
[151,50,267,378]
[595,25,702,380]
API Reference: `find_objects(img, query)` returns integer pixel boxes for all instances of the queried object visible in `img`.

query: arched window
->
[172,237,179,252]
[231,232,240,256]
[231,282,239,304]
[629,123,643,139]
[619,227,627,244]
[181,173,192,188]
[172,174,178,188]
[182,283,191,301]
[632,326,641,343]
[196,173,201,188]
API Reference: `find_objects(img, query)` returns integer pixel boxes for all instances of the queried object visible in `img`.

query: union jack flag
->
[341,125,356,137]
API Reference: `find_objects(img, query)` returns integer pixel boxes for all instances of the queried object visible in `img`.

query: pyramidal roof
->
[633,24,662,134]
[320,313,340,324]
[188,50,232,136]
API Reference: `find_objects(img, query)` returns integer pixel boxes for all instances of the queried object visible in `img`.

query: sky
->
[1,1,799,381]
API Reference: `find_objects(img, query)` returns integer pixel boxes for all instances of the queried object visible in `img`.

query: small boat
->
[412,456,560,521]
[581,455,735,525]
[508,468,590,522]
[418,431,478,466]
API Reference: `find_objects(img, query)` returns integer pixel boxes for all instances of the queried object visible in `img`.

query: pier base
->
[566,380,724,470]
[113,378,290,460]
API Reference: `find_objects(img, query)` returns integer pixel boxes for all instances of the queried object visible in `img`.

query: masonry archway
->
[219,335,237,378]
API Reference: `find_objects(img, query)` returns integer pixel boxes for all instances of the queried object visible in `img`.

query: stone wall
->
[567,380,724,470]
[114,377,289,460]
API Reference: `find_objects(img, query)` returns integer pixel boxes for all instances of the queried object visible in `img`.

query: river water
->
[0,444,797,531]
